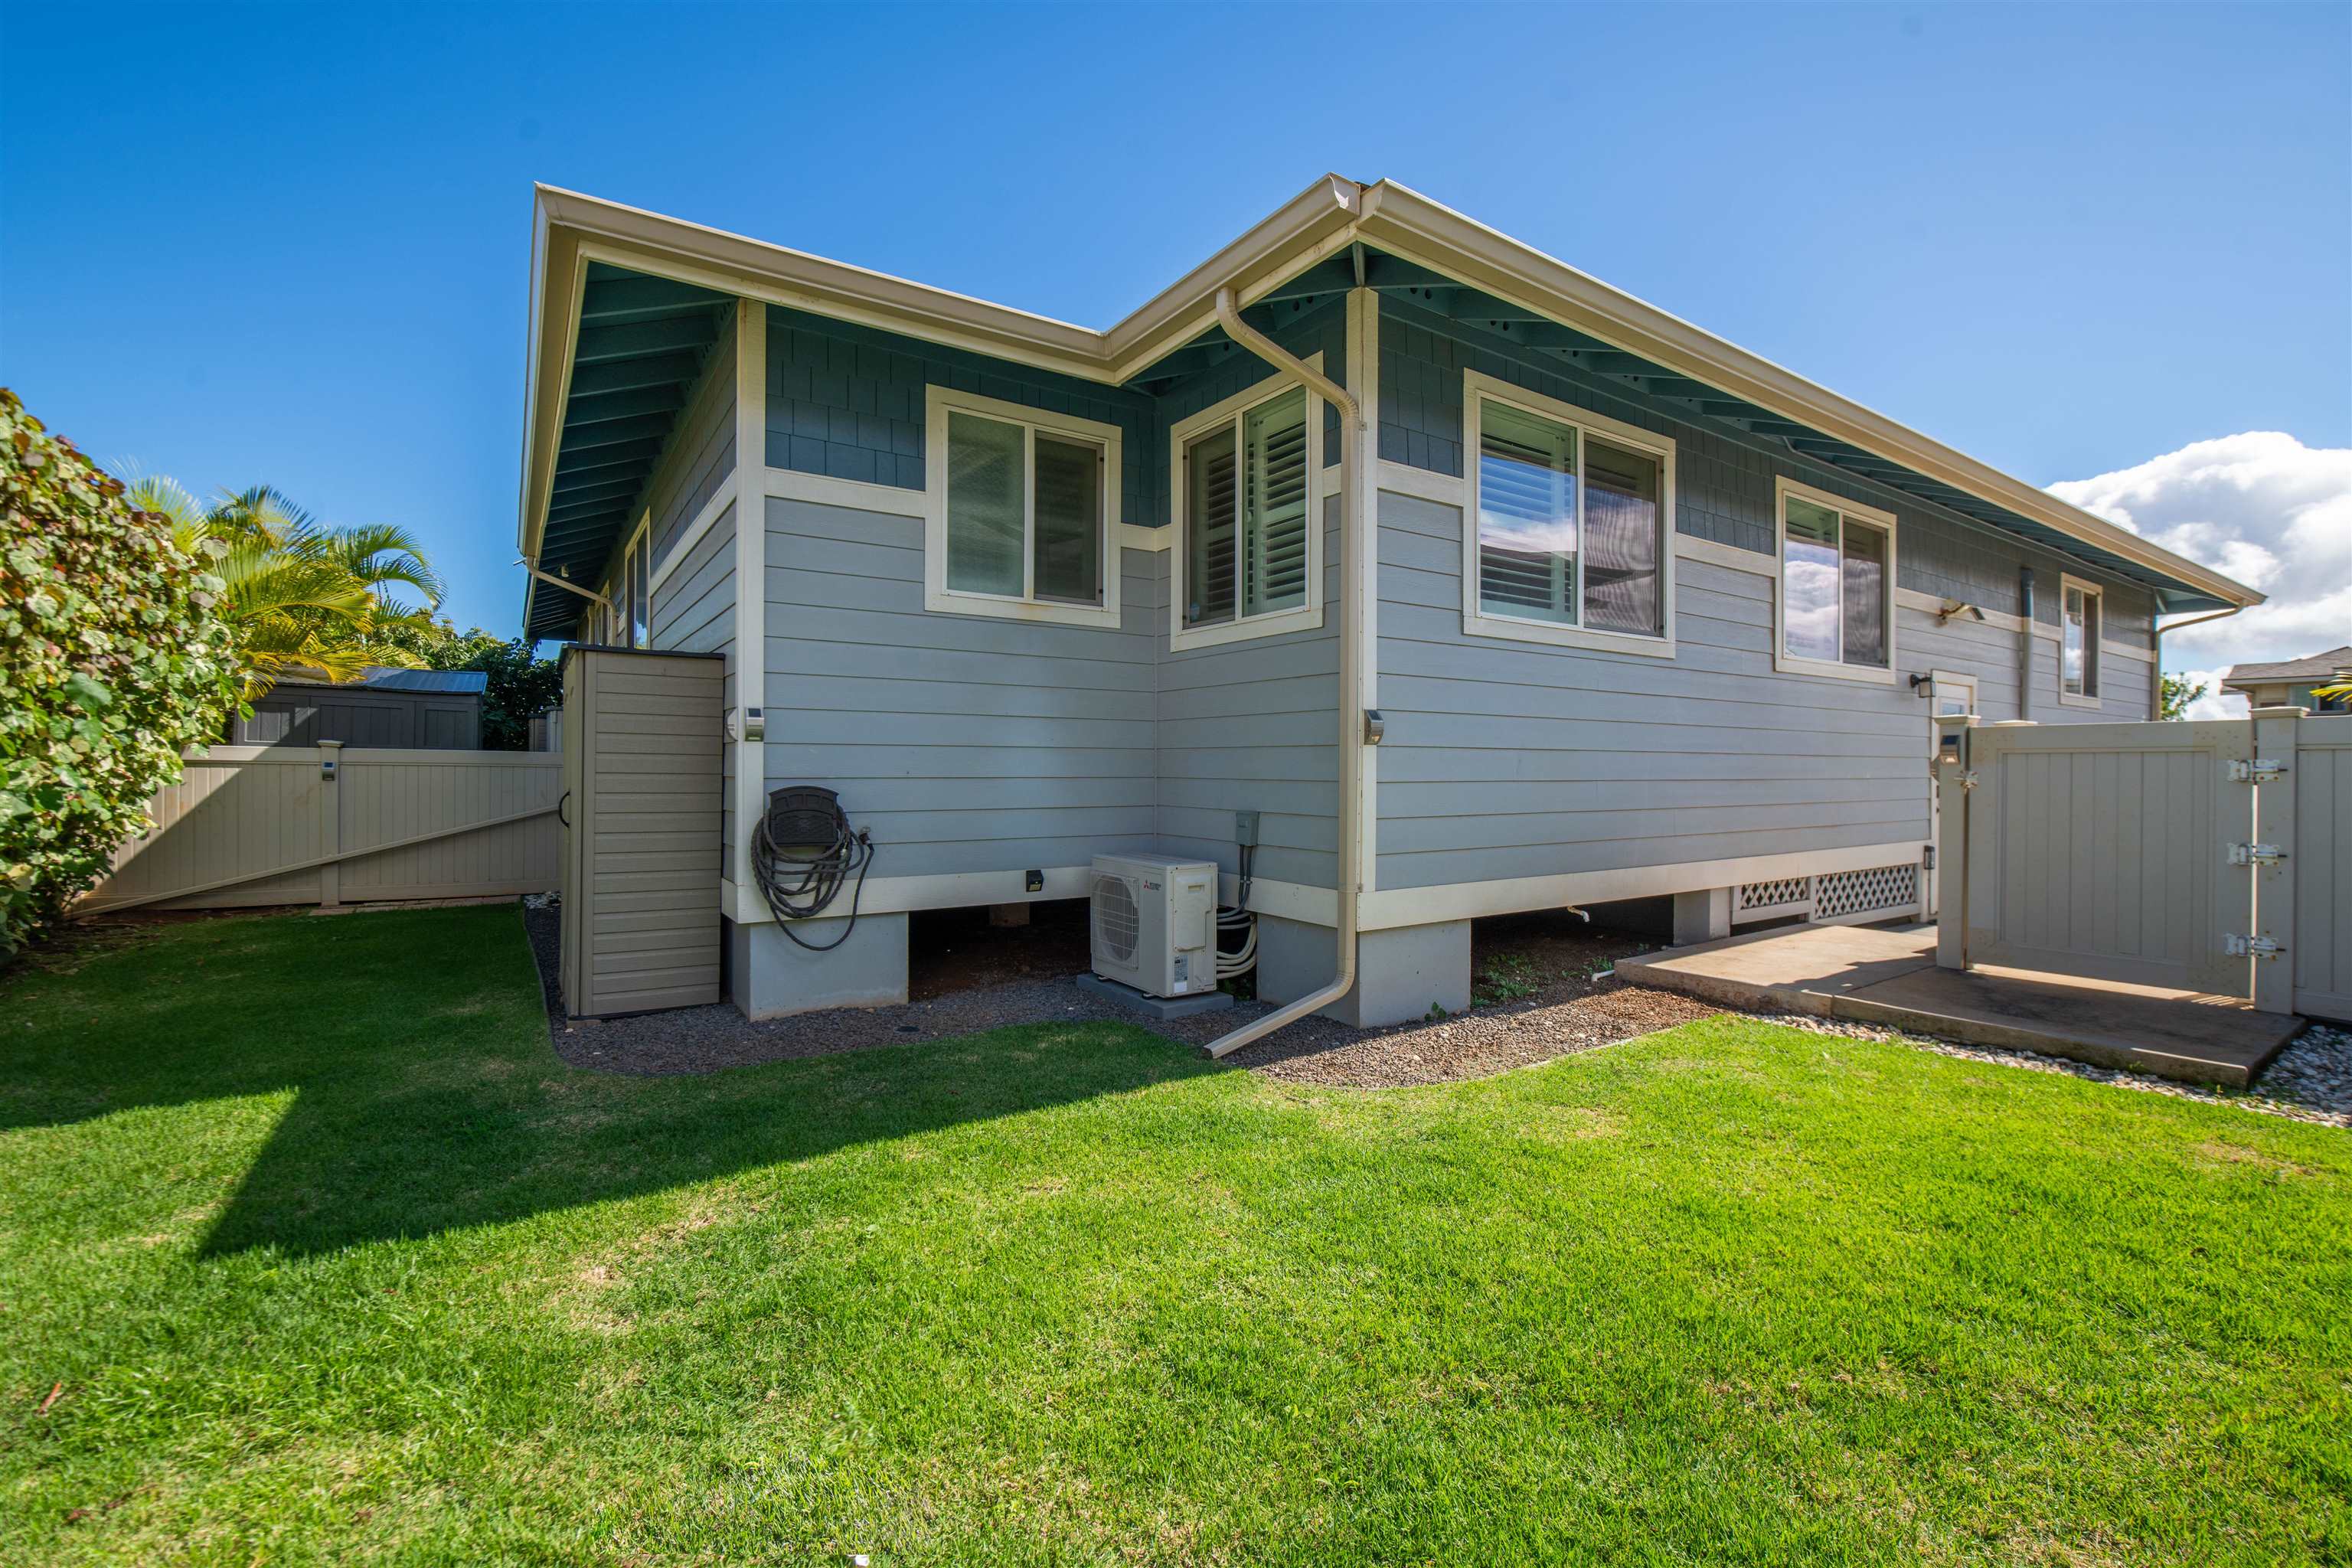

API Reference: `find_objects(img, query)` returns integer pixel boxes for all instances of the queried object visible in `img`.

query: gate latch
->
[2227,758,2285,783]
[2227,842,2285,867]
[2226,934,2285,959]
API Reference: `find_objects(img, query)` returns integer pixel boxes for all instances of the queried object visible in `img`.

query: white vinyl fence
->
[1936,708,2352,1018]
[80,743,561,913]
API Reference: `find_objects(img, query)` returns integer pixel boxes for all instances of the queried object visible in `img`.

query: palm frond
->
[325,522,446,610]
[124,474,204,530]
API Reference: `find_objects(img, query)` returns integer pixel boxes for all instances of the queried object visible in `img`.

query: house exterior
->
[2221,647,2352,714]
[515,176,2262,1024]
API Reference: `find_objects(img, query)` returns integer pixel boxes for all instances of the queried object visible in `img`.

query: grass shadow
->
[0,904,1220,1258]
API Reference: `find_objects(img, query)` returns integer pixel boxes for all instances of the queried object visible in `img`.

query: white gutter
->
[1201,287,1366,1061]
[2150,603,2246,720]
[519,180,2263,620]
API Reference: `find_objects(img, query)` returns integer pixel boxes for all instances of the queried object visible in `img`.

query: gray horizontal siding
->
[648,501,736,654]
[649,332,738,570]
[1375,482,2156,896]
[763,495,1158,880]
[1377,491,1909,893]
[1153,494,1342,890]
[648,502,737,869]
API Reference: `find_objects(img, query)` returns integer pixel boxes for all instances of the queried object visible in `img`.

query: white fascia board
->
[520,176,2263,616]
[1099,174,1366,377]
[1351,181,2261,611]
[537,185,1106,361]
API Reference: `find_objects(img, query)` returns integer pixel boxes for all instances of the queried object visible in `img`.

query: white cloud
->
[2047,432,2351,715]
[2167,667,2249,722]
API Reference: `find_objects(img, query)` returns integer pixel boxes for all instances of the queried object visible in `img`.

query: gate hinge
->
[2227,842,2285,867]
[2226,933,2285,959]
[2227,758,2286,783]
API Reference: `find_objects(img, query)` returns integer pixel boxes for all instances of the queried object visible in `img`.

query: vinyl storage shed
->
[230,668,488,750]
[514,175,2262,1025]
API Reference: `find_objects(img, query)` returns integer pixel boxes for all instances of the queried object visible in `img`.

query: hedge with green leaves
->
[1,389,241,951]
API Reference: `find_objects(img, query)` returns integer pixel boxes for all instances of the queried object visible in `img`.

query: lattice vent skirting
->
[1814,864,1919,920]
[1740,877,1810,911]
[1734,864,1919,925]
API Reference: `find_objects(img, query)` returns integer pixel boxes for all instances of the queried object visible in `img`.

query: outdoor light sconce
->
[1936,599,1987,625]
[1909,672,1934,697]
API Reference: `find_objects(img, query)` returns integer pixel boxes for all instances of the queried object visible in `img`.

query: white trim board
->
[646,482,735,598]
[2056,572,2105,708]
[1165,355,1333,653]
[1377,460,1466,508]
[729,299,769,917]
[1356,839,1928,929]
[921,384,1125,631]
[724,864,1335,928]
[763,466,926,518]
[719,841,1940,936]
[1458,368,1681,661]
[1771,476,1900,687]
[1348,285,1381,896]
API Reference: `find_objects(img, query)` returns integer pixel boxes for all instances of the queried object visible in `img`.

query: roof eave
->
[518,175,2265,638]
[1352,180,2262,613]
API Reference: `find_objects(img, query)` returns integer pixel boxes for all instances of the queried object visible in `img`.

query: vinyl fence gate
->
[81,744,562,914]
[1936,707,2352,1020]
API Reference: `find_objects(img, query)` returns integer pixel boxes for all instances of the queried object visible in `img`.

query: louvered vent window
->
[1472,387,1668,641]
[1184,385,1311,630]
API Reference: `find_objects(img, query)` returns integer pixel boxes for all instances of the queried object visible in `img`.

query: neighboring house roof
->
[2220,646,2352,690]
[518,175,2265,638]
[270,667,490,695]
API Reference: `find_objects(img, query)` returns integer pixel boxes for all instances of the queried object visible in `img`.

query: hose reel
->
[751,785,875,951]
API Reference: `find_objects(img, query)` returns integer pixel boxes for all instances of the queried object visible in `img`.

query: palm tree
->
[126,479,445,697]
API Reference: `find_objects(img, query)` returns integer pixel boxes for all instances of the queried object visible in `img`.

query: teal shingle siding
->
[1377,295,2155,636]
[766,305,1157,525]
[1148,298,1348,486]
[764,297,1345,534]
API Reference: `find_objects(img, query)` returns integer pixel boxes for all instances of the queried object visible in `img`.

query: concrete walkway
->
[1617,923,2302,1089]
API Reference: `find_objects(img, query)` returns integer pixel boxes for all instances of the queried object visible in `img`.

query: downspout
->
[1202,286,1366,1060]
[2151,603,2246,719]
[2017,568,2034,721]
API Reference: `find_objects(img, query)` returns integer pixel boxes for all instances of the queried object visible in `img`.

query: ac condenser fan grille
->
[1092,873,1139,963]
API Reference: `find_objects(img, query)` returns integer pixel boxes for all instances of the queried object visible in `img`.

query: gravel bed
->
[524,903,2352,1122]
[524,903,1706,1087]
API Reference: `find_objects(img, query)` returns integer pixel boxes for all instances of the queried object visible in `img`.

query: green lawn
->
[2,907,2347,1566]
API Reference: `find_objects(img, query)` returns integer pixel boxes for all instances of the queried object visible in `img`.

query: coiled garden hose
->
[750,787,876,952]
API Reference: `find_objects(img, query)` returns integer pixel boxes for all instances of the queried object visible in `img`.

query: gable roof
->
[2223,646,2352,687]
[519,175,2263,635]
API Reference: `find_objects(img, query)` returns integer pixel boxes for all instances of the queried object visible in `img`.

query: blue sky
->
[4,1,2346,660]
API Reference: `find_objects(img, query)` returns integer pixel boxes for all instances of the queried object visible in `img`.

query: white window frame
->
[923,386,1124,630]
[1772,476,1898,685]
[1168,358,1331,653]
[623,516,649,648]
[1460,370,1678,658]
[2058,572,2102,708]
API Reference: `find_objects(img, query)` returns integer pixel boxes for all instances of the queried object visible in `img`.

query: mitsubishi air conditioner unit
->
[1089,853,1219,998]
